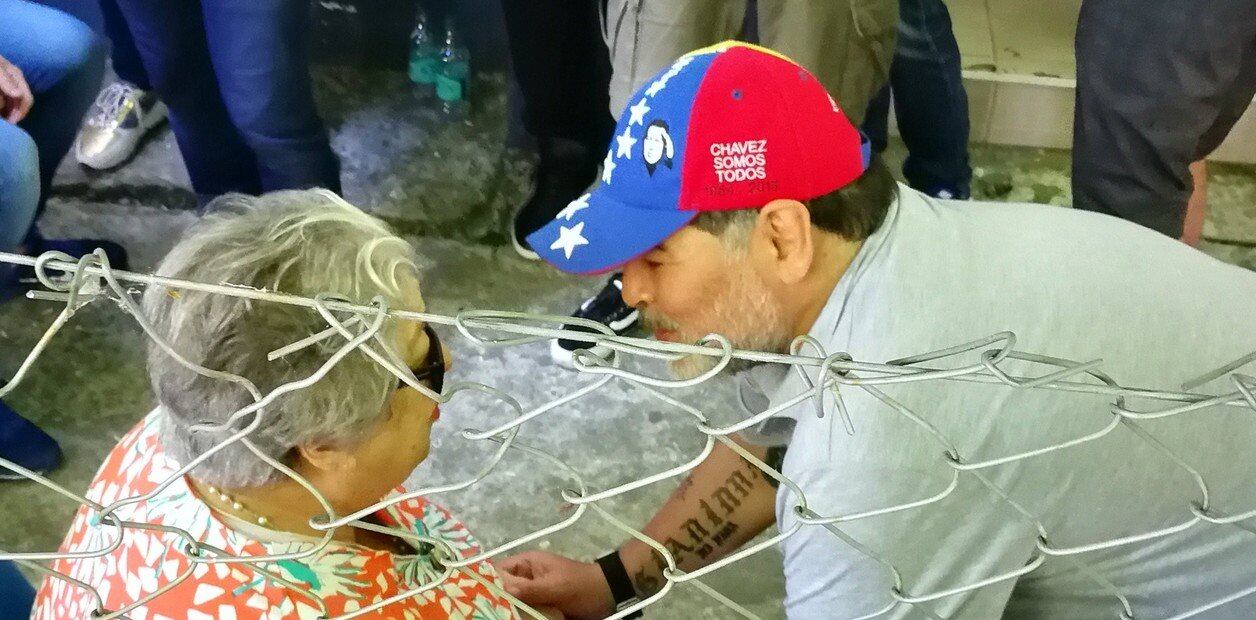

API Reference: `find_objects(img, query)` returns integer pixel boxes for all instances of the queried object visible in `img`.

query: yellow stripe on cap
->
[683,40,797,63]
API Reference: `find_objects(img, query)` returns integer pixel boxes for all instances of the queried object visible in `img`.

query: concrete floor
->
[1,67,1254,618]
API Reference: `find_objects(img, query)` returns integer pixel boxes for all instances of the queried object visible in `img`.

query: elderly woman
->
[34,191,521,618]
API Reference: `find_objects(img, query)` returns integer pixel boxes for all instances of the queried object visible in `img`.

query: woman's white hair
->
[142,189,421,488]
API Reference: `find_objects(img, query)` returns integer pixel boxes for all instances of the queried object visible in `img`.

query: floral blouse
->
[33,413,518,619]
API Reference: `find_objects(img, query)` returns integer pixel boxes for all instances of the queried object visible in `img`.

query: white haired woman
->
[34,191,524,618]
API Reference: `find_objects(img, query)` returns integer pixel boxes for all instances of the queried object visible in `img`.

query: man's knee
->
[0,123,40,188]
[37,10,107,86]
[0,123,41,240]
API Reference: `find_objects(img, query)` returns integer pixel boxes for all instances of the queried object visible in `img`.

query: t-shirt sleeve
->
[775,458,1041,619]
[735,364,798,447]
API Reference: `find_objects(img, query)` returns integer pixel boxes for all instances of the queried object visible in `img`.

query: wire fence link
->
[2,249,1255,619]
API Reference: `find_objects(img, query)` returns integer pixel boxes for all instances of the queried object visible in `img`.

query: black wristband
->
[596,550,643,618]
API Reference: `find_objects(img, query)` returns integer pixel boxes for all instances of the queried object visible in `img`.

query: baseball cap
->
[526,41,871,275]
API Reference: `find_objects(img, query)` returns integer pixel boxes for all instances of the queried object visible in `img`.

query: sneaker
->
[75,81,167,170]
[550,273,639,367]
[512,138,602,260]
[0,400,62,480]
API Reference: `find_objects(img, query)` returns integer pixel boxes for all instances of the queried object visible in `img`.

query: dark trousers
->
[1072,0,1255,238]
[862,0,971,198]
[98,0,149,89]
[500,0,615,148]
[111,0,341,201]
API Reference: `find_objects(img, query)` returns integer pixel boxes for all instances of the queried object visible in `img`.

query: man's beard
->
[645,267,793,380]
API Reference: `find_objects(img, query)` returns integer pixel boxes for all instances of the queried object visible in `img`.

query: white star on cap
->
[602,150,616,184]
[628,99,650,126]
[550,221,589,259]
[557,193,590,220]
[614,126,637,159]
[645,78,667,97]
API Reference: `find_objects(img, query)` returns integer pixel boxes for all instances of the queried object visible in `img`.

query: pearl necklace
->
[200,483,271,527]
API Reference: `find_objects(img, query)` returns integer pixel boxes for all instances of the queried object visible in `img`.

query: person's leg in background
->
[757,0,897,128]
[1072,0,1254,242]
[200,0,341,193]
[111,0,262,202]
[0,559,35,617]
[0,0,127,272]
[605,0,746,116]
[862,0,970,199]
[0,122,39,261]
[74,0,169,171]
[503,0,616,257]
[0,0,104,245]
[0,0,115,484]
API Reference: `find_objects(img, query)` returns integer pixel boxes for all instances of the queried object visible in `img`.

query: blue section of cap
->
[526,50,722,274]
[527,193,698,274]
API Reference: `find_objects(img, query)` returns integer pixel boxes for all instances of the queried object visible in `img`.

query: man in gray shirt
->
[500,43,1256,619]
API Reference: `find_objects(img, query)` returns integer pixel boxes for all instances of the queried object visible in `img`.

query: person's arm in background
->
[498,437,780,619]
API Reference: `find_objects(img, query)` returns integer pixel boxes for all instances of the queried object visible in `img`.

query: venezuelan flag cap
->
[527,41,871,275]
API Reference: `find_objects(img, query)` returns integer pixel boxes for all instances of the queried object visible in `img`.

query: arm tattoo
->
[632,457,775,595]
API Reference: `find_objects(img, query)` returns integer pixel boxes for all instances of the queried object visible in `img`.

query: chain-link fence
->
[1,249,1254,619]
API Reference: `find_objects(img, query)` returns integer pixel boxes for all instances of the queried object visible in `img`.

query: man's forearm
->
[617,439,778,597]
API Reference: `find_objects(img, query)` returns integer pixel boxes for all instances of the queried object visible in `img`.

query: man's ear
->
[296,442,356,476]
[755,199,813,284]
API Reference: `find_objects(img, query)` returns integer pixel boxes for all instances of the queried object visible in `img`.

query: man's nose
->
[620,260,651,308]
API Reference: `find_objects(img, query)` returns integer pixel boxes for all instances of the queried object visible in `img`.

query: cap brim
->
[526,192,697,275]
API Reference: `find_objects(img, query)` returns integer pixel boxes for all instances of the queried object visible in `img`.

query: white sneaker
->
[75,82,167,170]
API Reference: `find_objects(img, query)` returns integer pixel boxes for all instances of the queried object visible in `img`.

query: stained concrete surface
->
[1,65,1254,618]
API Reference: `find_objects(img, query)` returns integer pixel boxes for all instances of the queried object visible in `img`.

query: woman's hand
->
[498,551,615,620]
[0,54,33,123]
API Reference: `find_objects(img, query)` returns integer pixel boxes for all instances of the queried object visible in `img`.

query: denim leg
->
[0,0,107,239]
[0,122,39,253]
[112,0,262,200]
[99,0,151,89]
[0,560,35,617]
[889,0,970,197]
[201,0,341,193]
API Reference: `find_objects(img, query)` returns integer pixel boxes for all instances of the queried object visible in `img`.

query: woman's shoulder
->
[378,490,484,559]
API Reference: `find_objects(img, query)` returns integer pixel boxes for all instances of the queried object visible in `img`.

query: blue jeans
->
[0,0,106,252]
[862,0,971,198]
[112,0,340,201]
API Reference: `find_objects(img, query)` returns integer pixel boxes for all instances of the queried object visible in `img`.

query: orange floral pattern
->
[33,413,518,619]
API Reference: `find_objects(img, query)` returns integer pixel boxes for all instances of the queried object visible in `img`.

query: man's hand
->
[498,550,615,620]
[0,54,34,123]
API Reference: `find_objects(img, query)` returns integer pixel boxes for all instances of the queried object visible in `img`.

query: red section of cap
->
[679,46,865,212]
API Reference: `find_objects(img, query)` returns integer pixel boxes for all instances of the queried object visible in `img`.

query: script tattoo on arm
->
[631,457,771,596]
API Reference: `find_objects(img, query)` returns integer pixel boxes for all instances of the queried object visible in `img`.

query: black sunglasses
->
[400,323,445,395]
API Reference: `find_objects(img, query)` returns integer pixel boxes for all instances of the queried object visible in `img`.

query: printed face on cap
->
[643,120,674,176]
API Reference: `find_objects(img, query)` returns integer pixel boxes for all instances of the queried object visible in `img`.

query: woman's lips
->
[431,406,441,422]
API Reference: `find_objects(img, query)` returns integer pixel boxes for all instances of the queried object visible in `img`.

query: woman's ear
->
[754,199,814,284]
[296,442,357,476]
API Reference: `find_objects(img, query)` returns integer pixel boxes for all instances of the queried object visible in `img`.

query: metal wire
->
[1,249,1255,619]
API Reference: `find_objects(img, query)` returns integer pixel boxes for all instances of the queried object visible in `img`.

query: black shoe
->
[550,273,639,367]
[512,137,602,260]
[0,400,62,480]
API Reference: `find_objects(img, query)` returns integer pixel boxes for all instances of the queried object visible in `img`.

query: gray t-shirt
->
[743,185,1256,619]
